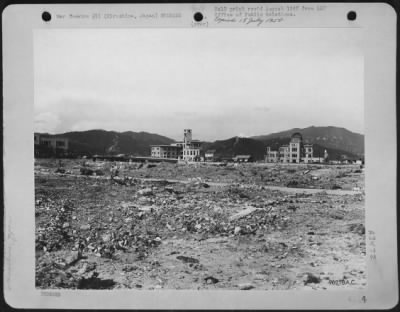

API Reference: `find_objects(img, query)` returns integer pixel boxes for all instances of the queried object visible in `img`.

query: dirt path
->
[38,171,363,196]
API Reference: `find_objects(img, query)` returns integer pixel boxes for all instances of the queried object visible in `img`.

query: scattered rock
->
[330,212,344,220]
[65,250,81,265]
[204,276,219,284]
[137,196,151,204]
[95,169,105,176]
[304,273,321,285]
[286,180,299,187]
[102,233,112,243]
[77,273,115,289]
[347,223,365,235]
[35,160,365,290]
[234,226,241,235]
[138,188,153,196]
[176,255,199,264]
[122,264,138,272]
[229,207,258,222]
[80,168,94,176]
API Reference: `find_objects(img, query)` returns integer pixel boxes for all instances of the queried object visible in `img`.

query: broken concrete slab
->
[229,207,259,222]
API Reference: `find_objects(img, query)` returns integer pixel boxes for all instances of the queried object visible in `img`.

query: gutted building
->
[34,133,69,150]
[150,145,181,159]
[150,129,202,161]
[34,133,69,157]
[233,155,253,163]
[265,133,314,163]
[265,147,279,162]
[181,129,201,161]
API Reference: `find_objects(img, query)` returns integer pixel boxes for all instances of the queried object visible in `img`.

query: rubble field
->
[35,159,366,290]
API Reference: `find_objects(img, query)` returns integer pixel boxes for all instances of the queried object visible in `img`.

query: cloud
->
[34,28,364,139]
[34,112,60,133]
[35,96,136,134]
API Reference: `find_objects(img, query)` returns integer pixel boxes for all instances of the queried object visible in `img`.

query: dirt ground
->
[35,159,366,290]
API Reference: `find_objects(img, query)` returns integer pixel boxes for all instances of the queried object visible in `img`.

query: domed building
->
[290,132,303,143]
[288,132,303,163]
[265,132,314,163]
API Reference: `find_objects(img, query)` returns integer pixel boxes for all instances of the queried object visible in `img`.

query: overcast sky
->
[34,28,363,141]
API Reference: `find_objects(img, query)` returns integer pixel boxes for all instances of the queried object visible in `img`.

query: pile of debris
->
[35,198,74,252]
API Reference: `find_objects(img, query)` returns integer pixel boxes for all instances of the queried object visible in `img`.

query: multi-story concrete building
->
[304,144,313,163]
[265,147,279,162]
[34,133,69,157]
[288,132,302,163]
[233,155,253,163]
[150,145,181,159]
[180,129,199,161]
[150,129,202,161]
[279,145,290,163]
[265,132,314,163]
[34,133,69,150]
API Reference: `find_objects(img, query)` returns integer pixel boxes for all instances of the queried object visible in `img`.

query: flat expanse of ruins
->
[35,159,365,290]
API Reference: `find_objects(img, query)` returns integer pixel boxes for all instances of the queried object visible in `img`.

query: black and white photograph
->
[33,26,366,291]
[2,1,398,309]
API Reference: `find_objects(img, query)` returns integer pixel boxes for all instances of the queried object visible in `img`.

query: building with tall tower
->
[182,129,201,161]
[150,129,202,161]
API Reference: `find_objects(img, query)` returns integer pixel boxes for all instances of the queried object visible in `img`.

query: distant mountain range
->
[38,126,364,160]
[201,137,266,160]
[40,130,174,156]
[251,126,364,156]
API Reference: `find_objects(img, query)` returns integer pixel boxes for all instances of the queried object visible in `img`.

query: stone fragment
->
[122,264,138,272]
[176,255,199,264]
[80,224,91,231]
[102,233,112,243]
[138,188,153,196]
[138,197,151,204]
[229,207,258,222]
[304,273,321,285]
[139,206,153,212]
[77,263,88,275]
[65,250,81,265]
[238,283,255,290]
[204,276,219,284]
